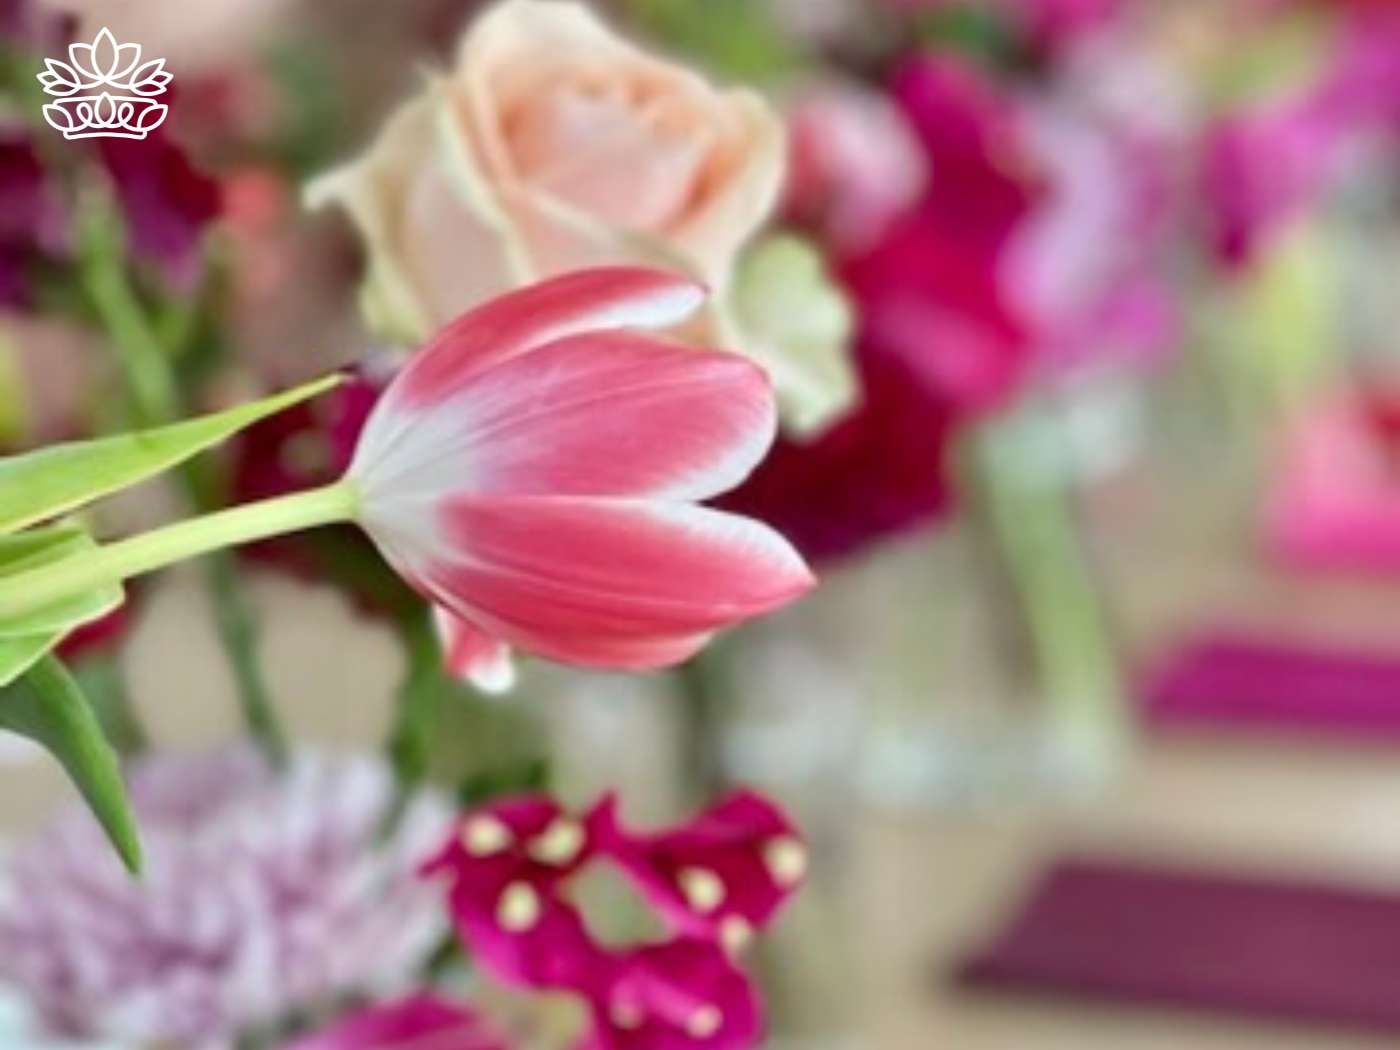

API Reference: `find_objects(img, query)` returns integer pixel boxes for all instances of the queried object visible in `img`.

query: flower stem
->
[77,188,294,763]
[0,483,358,622]
[77,193,180,428]
[204,550,290,766]
[673,643,733,805]
[967,401,1126,769]
[380,606,445,838]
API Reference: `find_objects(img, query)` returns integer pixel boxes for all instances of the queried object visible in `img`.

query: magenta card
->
[1141,632,1400,736]
[958,857,1400,1032]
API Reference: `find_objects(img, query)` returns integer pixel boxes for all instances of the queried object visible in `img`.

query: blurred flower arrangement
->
[2,0,1400,1045]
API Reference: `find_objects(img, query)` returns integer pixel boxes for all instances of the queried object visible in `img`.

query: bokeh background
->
[9,0,1400,1047]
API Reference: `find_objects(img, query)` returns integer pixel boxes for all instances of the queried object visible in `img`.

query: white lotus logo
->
[36,27,172,140]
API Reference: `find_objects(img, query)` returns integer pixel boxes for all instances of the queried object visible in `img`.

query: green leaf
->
[0,524,125,687]
[0,524,123,637]
[0,374,343,535]
[0,656,141,873]
[0,632,65,690]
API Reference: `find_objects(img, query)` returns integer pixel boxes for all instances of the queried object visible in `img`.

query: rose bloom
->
[310,0,852,433]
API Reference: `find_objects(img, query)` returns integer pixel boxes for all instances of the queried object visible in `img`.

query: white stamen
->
[686,1005,722,1039]
[529,817,585,866]
[764,837,808,887]
[461,814,511,856]
[679,867,725,913]
[497,881,541,931]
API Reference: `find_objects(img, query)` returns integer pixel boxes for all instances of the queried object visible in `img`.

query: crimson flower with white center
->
[0,268,815,689]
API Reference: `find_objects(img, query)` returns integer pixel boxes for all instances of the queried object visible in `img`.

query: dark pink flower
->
[582,941,760,1050]
[0,129,66,306]
[593,793,807,952]
[893,57,1044,261]
[1204,8,1400,268]
[785,85,927,256]
[1203,96,1345,269]
[716,334,957,561]
[423,796,608,991]
[1003,101,1181,371]
[228,372,412,616]
[720,58,1036,561]
[721,206,1024,561]
[54,596,137,662]
[422,789,805,1050]
[96,121,221,286]
[285,995,510,1050]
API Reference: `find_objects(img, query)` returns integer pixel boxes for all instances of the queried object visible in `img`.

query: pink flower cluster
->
[298,791,808,1050]
[427,791,806,1050]
[0,747,450,1049]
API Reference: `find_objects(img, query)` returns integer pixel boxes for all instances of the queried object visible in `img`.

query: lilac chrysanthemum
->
[0,747,452,1050]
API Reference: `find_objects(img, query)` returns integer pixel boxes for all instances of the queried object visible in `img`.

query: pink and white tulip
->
[346,267,815,690]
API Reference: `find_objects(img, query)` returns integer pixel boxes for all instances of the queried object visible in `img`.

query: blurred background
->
[9,0,1400,1047]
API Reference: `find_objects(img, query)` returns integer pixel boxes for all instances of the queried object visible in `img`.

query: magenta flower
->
[582,941,760,1050]
[422,796,608,991]
[0,747,450,1049]
[593,792,807,951]
[421,789,806,1050]
[1204,7,1400,268]
[1003,100,1180,371]
[344,267,815,689]
[723,181,1027,560]
[0,129,67,306]
[285,995,509,1050]
[785,85,928,256]
[229,371,399,614]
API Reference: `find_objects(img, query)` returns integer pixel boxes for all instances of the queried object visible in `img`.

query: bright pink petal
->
[582,940,762,1050]
[391,268,704,407]
[422,796,597,892]
[591,793,806,946]
[284,995,509,1050]
[423,797,609,992]
[406,496,813,670]
[447,881,610,993]
[440,336,776,501]
[435,606,516,694]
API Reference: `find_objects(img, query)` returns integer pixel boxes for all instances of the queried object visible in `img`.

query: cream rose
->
[309,0,853,434]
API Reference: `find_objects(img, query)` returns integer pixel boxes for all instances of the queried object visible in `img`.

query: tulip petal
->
[362,336,775,504]
[434,605,516,694]
[391,267,703,406]
[351,268,706,484]
[364,496,812,671]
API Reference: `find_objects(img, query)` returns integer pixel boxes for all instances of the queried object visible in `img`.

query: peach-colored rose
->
[309,0,853,434]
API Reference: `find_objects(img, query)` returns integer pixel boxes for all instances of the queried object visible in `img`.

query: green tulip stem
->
[0,482,358,621]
